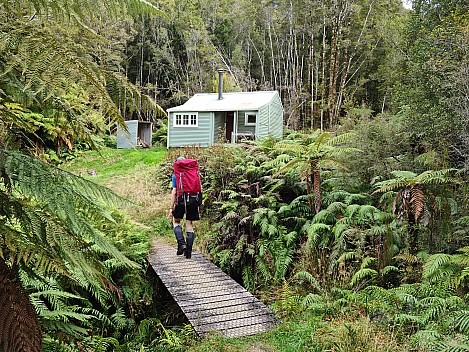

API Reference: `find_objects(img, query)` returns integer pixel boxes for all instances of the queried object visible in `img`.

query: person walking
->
[169,156,202,259]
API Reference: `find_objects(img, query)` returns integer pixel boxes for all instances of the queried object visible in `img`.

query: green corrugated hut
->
[166,90,284,148]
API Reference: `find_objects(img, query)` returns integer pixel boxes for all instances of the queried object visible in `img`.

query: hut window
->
[245,112,256,126]
[174,113,198,127]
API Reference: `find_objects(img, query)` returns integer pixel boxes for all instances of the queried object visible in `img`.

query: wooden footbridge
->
[148,242,277,338]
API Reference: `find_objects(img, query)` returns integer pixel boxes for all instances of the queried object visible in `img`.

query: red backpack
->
[174,159,202,198]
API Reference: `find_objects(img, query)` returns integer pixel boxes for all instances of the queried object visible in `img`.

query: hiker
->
[169,156,202,259]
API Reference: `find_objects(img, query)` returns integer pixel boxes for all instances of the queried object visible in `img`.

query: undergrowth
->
[57,145,467,351]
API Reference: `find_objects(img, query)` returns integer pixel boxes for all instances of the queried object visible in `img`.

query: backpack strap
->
[177,171,184,198]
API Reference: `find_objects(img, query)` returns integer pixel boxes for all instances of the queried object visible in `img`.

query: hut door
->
[225,112,234,142]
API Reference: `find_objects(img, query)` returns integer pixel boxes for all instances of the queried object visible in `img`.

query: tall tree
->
[0,0,164,348]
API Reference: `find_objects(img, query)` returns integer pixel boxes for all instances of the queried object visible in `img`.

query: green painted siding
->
[167,112,212,147]
[257,106,270,138]
[269,94,284,139]
[254,94,283,140]
[236,112,256,136]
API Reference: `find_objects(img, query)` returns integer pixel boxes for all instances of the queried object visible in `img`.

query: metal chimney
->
[218,69,224,100]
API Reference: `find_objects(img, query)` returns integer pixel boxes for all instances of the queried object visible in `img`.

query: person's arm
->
[169,174,177,217]
[169,188,177,215]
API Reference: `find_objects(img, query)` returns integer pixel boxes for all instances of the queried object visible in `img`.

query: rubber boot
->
[185,231,195,259]
[174,225,186,255]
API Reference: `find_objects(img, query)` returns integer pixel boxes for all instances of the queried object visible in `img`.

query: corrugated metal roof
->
[167,91,279,112]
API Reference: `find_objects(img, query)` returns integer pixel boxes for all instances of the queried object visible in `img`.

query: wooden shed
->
[166,91,284,148]
[117,120,152,149]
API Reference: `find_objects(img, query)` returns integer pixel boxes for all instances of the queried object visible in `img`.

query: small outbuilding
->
[117,120,153,149]
[166,90,284,148]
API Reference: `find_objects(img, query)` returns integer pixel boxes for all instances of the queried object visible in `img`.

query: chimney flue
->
[218,69,224,100]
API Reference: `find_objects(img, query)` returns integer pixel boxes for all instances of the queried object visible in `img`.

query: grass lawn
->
[62,146,169,225]
[62,147,167,181]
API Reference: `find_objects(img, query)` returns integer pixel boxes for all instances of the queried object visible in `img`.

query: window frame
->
[244,112,257,126]
[173,112,198,127]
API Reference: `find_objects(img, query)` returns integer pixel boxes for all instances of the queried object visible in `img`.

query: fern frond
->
[419,296,447,321]
[337,251,358,263]
[345,193,370,205]
[6,0,165,21]
[305,223,331,247]
[361,257,377,269]
[324,131,357,146]
[242,266,255,292]
[393,313,425,326]
[273,248,294,280]
[423,253,453,280]
[326,201,347,215]
[302,293,325,309]
[416,168,460,185]
[381,266,399,275]
[255,254,271,283]
[350,268,378,288]
[454,311,469,334]
[111,307,135,330]
[357,205,381,223]
[313,209,337,224]
[390,170,418,179]
[345,204,361,218]
[394,253,420,264]
[216,249,232,271]
[293,271,321,290]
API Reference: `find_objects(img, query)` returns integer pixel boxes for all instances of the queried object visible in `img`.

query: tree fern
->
[374,168,462,254]
[2,150,137,278]
[0,258,42,352]
[0,149,143,347]
[272,130,361,213]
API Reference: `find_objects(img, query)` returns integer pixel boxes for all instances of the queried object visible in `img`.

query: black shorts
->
[173,194,200,221]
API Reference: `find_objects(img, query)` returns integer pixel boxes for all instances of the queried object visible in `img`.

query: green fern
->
[302,293,326,310]
[424,249,469,288]
[293,271,321,291]
[454,311,469,333]
[350,268,378,288]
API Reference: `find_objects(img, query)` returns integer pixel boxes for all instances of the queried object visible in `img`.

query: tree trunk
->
[312,160,321,213]
[310,32,315,129]
[0,258,42,352]
[320,14,327,132]
[408,218,419,255]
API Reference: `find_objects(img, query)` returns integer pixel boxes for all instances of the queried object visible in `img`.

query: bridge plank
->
[148,242,277,338]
